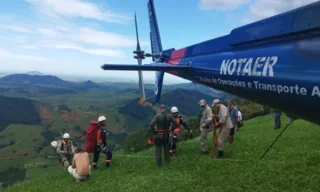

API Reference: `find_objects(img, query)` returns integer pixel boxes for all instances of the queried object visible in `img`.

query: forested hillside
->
[0,96,41,132]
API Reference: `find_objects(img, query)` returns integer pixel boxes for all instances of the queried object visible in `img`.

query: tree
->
[58,104,71,112]
[9,140,15,145]
[123,128,149,154]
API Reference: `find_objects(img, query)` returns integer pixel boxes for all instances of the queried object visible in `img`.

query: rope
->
[260,123,290,160]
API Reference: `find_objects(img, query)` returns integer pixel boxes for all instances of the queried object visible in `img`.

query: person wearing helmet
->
[56,133,75,169]
[92,115,113,169]
[169,106,190,157]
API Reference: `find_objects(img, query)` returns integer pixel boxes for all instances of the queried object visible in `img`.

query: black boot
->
[217,150,223,158]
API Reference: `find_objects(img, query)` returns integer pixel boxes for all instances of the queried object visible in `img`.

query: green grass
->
[34,91,137,108]
[4,114,320,192]
[0,124,45,157]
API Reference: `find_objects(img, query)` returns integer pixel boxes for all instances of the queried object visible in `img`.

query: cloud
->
[199,0,251,10]
[0,48,50,61]
[2,25,144,48]
[0,24,32,33]
[13,25,149,57]
[242,0,318,24]
[36,28,57,37]
[24,0,131,23]
[20,45,38,49]
[54,44,124,57]
[71,27,137,47]
[0,36,26,44]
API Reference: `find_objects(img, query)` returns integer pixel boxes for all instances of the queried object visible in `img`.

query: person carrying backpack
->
[57,133,75,169]
[92,116,113,169]
[84,121,99,154]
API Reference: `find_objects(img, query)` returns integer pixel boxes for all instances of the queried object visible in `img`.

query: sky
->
[0,0,318,83]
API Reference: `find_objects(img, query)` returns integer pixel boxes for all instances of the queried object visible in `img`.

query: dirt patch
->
[59,110,82,122]
[39,106,51,120]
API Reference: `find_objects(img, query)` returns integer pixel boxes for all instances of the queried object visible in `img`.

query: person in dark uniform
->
[148,104,177,167]
[169,106,190,157]
[273,110,281,129]
[92,116,113,169]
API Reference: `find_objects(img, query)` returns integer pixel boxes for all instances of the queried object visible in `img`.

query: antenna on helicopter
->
[133,12,161,104]
[133,12,146,104]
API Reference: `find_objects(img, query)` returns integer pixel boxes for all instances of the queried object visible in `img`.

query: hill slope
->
[0,95,41,132]
[5,115,320,192]
[0,74,101,93]
[118,88,216,132]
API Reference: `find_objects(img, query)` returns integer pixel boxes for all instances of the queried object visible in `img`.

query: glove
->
[147,138,154,145]
[215,122,222,127]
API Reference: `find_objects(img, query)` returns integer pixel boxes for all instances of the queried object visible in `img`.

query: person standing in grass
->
[92,116,113,169]
[199,99,213,154]
[273,110,281,129]
[227,100,238,144]
[212,99,233,158]
[68,147,91,182]
[148,104,177,167]
[237,109,243,129]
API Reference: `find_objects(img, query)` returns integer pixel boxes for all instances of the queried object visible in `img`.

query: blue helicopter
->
[101,0,320,125]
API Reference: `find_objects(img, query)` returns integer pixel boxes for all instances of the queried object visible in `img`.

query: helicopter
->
[101,0,320,125]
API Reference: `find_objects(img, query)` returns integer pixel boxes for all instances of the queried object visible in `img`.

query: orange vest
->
[173,117,181,131]
[97,129,102,144]
[175,117,181,128]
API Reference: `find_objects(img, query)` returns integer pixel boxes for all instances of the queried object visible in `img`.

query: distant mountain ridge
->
[0,73,231,99]
[25,71,45,76]
[0,74,101,91]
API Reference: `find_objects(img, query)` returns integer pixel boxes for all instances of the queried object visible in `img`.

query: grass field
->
[4,114,320,192]
[0,124,45,157]
[34,91,138,108]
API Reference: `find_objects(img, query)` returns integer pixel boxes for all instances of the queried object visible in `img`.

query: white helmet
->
[171,106,178,113]
[98,116,106,122]
[62,133,70,139]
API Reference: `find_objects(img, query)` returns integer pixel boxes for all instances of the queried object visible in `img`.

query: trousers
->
[169,134,178,154]
[60,154,73,168]
[200,127,212,152]
[218,127,230,151]
[68,166,90,182]
[155,134,169,166]
[93,145,112,167]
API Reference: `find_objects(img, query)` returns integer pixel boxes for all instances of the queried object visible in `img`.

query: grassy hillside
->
[4,114,320,192]
[118,89,217,133]
[0,95,41,132]
[0,124,45,157]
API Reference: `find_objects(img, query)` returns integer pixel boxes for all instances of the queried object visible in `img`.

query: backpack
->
[84,120,99,154]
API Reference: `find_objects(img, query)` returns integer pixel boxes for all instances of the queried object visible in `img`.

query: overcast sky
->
[0,0,317,83]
